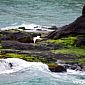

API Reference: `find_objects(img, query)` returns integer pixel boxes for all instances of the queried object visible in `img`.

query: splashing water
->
[0,58,85,85]
[0,58,49,74]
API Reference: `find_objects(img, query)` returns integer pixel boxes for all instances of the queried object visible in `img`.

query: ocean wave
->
[0,58,49,74]
[0,58,85,85]
[0,23,54,32]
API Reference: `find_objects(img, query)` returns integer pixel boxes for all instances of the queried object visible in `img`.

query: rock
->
[76,65,82,71]
[1,41,35,50]
[9,32,33,43]
[64,63,82,71]
[82,66,85,71]
[82,4,85,16]
[46,5,85,39]
[76,35,85,47]
[9,63,13,68]
[0,35,10,40]
[35,42,62,51]
[48,26,58,30]
[48,63,67,72]
[0,31,32,43]
[17,36,33,43]
[18,27,25,30]
[71,65,82,71]
[0,31,41,43]
[1,49,20,54]
[69,64,78,70]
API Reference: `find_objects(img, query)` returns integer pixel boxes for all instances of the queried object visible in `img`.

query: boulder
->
[0,31,41,43]
[18,27,25,30]
[8,32,33,43]
[0,31,32,43]
[48,63,67,72]
[47,5,85,39]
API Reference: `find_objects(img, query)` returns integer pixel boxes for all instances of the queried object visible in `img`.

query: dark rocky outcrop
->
[0,31,32,43]
[0,31,41,43]
[1,41,62,51]
[48,64,67,72]
[47,5,85,39]
[18,27,25,30]
[48,26,58,30]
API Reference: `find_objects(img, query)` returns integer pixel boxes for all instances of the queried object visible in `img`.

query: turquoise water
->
[0,0,84,28]
[0,58,85,85]
[1,70,85,85]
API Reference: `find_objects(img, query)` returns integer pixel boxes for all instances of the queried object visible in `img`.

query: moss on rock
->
[48,63,67,72]
[47,36,77,48]
[0,53,48,63]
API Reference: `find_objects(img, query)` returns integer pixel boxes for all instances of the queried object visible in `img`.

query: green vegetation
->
[48,63,58,68]
[48,36,77,47]
[48,36,85,56]
[47,36,85,65]
[0,46,2,49]
[0,46,4,49]
[0,35,85,65]
[52,47,85,56]
[0,53,48,63]
[0,34,4,37]
[77,58,85,65]
[64,57,85,65]
[52,47,85,65]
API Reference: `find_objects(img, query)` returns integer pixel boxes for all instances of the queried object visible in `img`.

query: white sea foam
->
[0,58,49,74]
[0,58,85,75]
[0,58,85,85]
[0,23,54,33]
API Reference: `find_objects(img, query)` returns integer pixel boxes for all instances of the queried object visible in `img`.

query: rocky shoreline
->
[0,29,85,72]
[0,5,85,72]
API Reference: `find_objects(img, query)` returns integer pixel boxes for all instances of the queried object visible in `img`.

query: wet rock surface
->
[48,64,67,72]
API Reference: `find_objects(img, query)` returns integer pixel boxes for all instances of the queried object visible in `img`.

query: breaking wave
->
[0,58,85,85]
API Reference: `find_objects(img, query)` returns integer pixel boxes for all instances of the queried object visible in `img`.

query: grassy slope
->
[47,36,85,65]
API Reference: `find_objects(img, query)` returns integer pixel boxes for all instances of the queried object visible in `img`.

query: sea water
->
[0,0,84,29]
[0,58,85,85]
